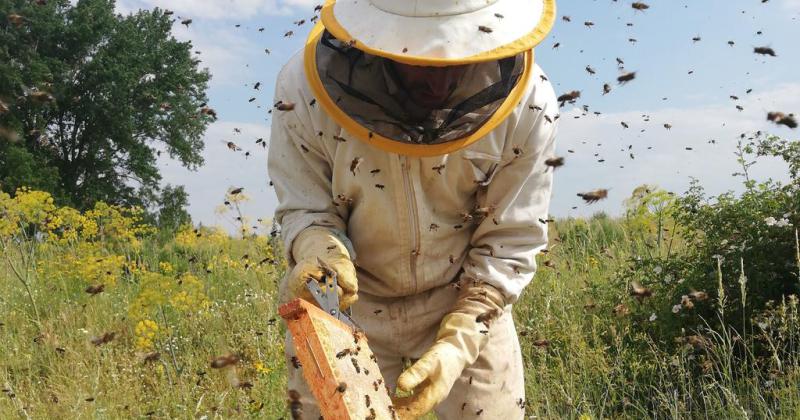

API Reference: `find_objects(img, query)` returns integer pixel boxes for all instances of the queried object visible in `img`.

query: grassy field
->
[2,189,800,419]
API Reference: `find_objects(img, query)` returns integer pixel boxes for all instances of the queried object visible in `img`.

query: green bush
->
[619,133,800,359]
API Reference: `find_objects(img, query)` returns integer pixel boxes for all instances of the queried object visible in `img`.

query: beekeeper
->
[268,0,558,418]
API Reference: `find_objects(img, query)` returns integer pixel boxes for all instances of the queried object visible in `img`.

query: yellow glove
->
[283,226,358,310]
[393,280,506,419]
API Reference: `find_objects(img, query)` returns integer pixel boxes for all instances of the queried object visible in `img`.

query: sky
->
[113,0,800,232]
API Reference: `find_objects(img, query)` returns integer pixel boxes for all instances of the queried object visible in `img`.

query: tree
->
[156,184,191,232]
[0,0,213,211]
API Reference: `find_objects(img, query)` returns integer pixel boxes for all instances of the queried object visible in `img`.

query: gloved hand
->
[283,226,358,310]
[393,280,506,419]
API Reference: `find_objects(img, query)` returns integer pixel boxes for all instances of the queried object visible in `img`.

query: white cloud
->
[549,83,800,219]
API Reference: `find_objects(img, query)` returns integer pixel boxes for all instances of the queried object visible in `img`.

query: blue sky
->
[115,0,800,232]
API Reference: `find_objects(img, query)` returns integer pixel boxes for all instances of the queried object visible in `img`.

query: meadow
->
[1,138,800,419]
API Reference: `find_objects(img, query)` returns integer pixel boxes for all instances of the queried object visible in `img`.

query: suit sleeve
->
[267,73,349,265]
[460,75,560,304]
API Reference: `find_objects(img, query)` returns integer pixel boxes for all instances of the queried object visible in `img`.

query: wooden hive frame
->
[279,298,396,419]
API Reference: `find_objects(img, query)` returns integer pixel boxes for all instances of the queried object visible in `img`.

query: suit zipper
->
[400,156,420,294]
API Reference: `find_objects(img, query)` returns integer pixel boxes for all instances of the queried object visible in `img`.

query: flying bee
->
[85,284,105,295]
[767,112,797,129]
[475,308,502,327]
[630,281,653,301]
[585,65,596,75]
[632,2,649,10]
[617,71,637,84]
[544,156,564,169]
[688,289,709,301]
[210,353,240,369]
[584,21,594,27]
[532,339,550,347]
[603,83,612,95]
[478,25,493,33]
[577,189,609,204]
[180,18,192,27]
[557,90,581,107]
[275,101,295,111]
[288,389,303,420]
[90,332,115,346]
[754,46,776,57]
[142,351,160,363]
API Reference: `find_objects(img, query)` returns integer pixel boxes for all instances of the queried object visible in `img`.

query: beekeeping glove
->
[393,280,506,419]
[284,226,358,310]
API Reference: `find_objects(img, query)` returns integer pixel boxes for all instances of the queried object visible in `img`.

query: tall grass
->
[1,211,799,418]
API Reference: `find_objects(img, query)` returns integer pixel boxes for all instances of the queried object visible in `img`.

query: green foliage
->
[620,133,800,359]
[155,184,191,233]
[0,0,212,213]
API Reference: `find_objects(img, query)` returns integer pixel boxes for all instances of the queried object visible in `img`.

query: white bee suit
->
[268,43,559,417]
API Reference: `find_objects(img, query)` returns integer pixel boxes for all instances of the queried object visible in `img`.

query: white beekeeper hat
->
[319,0,556,66]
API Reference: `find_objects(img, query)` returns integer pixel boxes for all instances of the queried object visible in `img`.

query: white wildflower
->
[758,321,768,330]
[672,304,682,314]
[765,216,777,226]
[653,265,663,275]
[649,313,657,322]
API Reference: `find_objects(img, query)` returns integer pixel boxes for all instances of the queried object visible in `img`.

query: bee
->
[366,408,377,420]
[350,157,363,175]
[692,36,701,43]
[85,284,105,295]
[613,303,630,317]
[617,71,637,84]
[544,157,564,169]
[335,382,347,393]
[90,332,115,346]
[284,30,294,37]
[288,389,303,419]
[210,353,239,369]
[585,65,596,75]
[681,294,695,310]
[365,394,371,407]
[374,184,385,190]
[432,164,445,174]
[630,281,653,301]
[143,351,161,363]
[494,13,504,18]
[557,90,580,106]
[663,123,672,130]
[180,18,192,27]
[754,46,776,57]
[584,21,594,27]
[275,101,295,111]
[632,2,649,10]
[350,357,361,373]
[562,15,571,22]
[229,187,244,195]
[577,189,609,204]
[621,121,629,128]
[476,408,484,415]
[370,169,381,175]
[767,112,797,129]
[478,25,493,33]
[449,255,456,264]
[475,308,502,327]
[300,144,310,153]
[333,135,347,142]
[308,98,316,106]
[336,348,352,359]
